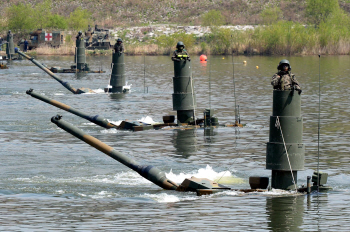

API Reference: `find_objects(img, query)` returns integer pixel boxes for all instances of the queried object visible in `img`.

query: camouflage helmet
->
[176,41,185,49]
[117,38,123,43]
[277,59,291,71]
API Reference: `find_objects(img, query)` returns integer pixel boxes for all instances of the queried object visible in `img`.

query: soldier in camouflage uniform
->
[171,41,191,62]
[76,31,83,40]
[114,38,124,53]
[271,59,302,94]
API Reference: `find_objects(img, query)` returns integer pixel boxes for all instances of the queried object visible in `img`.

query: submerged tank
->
[16,50,95,94]
[26,89,117,128]
[51,115,230,195]
[49,32,105,74]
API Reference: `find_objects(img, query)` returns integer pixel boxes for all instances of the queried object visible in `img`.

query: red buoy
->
[200,54,207,62]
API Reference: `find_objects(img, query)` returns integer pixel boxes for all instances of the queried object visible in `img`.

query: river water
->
[1,54,350,231]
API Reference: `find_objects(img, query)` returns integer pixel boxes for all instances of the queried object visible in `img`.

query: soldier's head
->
[176,41,185,51]
[117,38,123,44]
[8,30,11,34]
[277,59,291,71]
[78,31,82,35]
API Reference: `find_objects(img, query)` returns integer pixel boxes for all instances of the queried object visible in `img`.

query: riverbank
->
[3,21,350,57]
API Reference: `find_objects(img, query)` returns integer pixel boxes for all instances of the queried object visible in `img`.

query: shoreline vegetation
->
[1,0,350,56]
[21,22,350,56]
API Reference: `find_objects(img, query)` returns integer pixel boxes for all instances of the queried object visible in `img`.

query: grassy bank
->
[26,19,350,56]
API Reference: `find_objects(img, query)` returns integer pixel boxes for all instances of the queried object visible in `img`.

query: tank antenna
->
[232,53,238,125]
[317,54,321,192]
[209,56,211,109]
[144,55,146,93]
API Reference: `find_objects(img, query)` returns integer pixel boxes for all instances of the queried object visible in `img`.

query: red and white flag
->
[45,33,52,41]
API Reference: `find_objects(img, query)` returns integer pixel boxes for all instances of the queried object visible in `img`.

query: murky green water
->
[0,54,349,230]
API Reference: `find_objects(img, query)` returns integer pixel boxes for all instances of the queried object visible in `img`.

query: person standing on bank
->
[114,38,124,53]
[171,41,191,62]
[24,39,29,52]
[271,59,302,94]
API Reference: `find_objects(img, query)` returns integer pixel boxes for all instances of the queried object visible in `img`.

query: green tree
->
[47,14,68,30]
[6,3,35,32]
[68,7,91,31]
[305,0,340,26]
[201,10,225,27]
[33,0,52,29]
[260,6,283,25]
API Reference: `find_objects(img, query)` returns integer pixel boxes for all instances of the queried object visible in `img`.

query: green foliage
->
[6,3,35,32]
[260,6,283,25]
[68,7,92,31]
[305,0,340,26]
[250,21,311,54]
[47,14,68,30]
[205,27,232,54]
[318,9,350,47]
[201,10,225,26]
[34,0,52,29]
[155,32,196,54]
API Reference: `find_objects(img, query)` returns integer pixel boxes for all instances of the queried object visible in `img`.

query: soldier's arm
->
[271,74,281,88]
[185,51,191,61]
[171,51,180,61]
[291,74,301,90]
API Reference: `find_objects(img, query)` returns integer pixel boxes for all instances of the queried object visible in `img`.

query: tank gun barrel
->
[16,51,84,94]
[51,115,178,190]
[27,89,117,129]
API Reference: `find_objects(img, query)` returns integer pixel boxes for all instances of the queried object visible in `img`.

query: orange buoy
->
[200,54,207,62]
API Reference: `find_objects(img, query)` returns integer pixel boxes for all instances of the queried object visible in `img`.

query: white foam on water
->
[108,119,122,126]
[138,116,158,125]
[100,128,118,134]
[89,191,119,199]
[54,93,64,96]
[82,122,95,125]
[14,172,151,186]
[165,165,241,184]
[92,88,105,94]
[142,193,197,203]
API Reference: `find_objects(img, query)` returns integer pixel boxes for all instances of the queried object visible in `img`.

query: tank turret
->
[51,115,230,195]
[266,90,305,190]
[16,50,94,94]
[172,60,196,123]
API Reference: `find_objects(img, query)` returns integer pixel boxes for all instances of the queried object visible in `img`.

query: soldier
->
[114,38,124,53]
[24,39,29,52]
[0,37,2,51]
[76,31,83,40]
[171,41,191,62]
[271,59,302,94]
